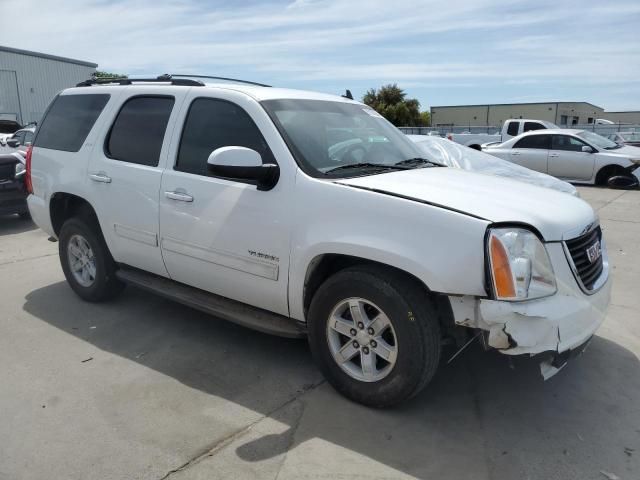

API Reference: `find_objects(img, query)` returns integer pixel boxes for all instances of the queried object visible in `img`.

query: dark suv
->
[0,151,30,219]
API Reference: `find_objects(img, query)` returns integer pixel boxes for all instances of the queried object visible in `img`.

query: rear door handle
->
[165,191,193,202]
[511,151,521,156]
[549,153,560,158]
[89,173,112,183]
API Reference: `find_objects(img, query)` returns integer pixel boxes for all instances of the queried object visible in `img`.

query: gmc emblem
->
[586,240,602,264]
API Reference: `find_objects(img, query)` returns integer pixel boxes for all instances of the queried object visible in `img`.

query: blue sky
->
[5,0,640,111]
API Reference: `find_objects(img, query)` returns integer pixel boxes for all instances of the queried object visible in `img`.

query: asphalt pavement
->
[0,186,638,480]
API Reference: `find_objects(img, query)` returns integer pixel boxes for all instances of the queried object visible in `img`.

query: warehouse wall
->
[430,102,606,127]
[601,111,640,124]
[0,49,96,125]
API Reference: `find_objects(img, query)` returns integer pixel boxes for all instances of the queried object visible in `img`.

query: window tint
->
[552,135,587,152]
[506,121,519,136]
[513,134,550,149]
[106,96,174,167]
[34,94,110,152]
[523,122,546,133]
[176,98,275,176]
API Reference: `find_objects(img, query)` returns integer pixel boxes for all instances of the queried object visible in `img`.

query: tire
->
[595,165,626,187]
[59,216,124,302]
[307,265,441,407]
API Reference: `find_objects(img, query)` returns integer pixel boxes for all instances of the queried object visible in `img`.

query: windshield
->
[261,99,429,177]
[621,132,640,142]
[576,131,620,149]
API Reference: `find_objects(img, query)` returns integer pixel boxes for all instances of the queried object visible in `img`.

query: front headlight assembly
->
[15,162,26,177]
[487,227,557,301]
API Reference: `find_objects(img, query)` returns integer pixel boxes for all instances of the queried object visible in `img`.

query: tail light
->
[25,145,33,194]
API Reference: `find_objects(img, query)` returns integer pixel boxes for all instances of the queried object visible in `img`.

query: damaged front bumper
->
[449,241,611,372]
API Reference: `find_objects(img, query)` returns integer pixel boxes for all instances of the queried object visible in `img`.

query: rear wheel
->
[59,216,124,302]
[308,266,441,407]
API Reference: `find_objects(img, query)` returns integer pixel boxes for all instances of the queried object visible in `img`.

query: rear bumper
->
[449,242,611,356]
[0,180,28,215]
[27,194,55,237]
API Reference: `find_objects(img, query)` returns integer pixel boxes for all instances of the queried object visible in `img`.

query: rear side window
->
[34,94,110,152]
[506,121,519,136]
[176,98,275,176]
[106,96,175,167]
[514,134,551,149]
[523,122,546,132]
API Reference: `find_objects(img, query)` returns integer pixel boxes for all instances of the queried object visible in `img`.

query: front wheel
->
[308,266,441,407]
[59,217,124,302]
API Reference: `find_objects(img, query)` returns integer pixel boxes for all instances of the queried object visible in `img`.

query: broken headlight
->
[487,227,557,301]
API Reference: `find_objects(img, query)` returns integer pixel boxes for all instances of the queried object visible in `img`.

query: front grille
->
[0,163,14,181]
[565,226,604,291]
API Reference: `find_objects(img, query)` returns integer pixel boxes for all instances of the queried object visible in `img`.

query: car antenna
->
[342,89,353,100]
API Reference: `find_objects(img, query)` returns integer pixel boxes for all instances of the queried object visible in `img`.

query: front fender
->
[288,177,491,321]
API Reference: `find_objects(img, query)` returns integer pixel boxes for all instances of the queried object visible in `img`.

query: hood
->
[408,135,577,196]
[604,144,640,159]
[336,167,595,241]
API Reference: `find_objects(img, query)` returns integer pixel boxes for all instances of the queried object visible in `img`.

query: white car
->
[407,134,578,196]
[26,75,610,406]
[483,129,640,186]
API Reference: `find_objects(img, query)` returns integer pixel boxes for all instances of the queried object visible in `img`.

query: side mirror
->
[207,146,279,191]
[6,138,20,148]
[581,145,594,153]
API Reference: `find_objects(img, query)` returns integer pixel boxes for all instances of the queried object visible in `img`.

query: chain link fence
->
[399,124,640,136]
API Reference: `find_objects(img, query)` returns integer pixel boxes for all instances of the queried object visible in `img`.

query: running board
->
[115,267,307,339]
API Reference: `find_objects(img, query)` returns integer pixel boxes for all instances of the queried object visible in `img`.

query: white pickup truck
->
[448,119,557,150]
[26,76,610,407]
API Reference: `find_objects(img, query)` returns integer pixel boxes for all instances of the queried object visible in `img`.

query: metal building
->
[430,102,605,128]
[0,46,97,125]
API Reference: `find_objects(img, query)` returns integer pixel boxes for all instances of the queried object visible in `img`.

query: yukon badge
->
[586,240,602,264]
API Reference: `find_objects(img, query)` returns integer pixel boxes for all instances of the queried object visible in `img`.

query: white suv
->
[26,75,611,406]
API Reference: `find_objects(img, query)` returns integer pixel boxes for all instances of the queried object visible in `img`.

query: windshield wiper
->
[395,157,445,167]
[324,162,409,174]
[605,144,623,150]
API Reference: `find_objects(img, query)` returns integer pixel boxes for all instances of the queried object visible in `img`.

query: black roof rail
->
[76,74,204,87]
[169,74,272,87]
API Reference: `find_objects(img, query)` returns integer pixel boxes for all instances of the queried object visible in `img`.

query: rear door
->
[508,134,551,173]
[548,134,595,181]
[87,87,188,276]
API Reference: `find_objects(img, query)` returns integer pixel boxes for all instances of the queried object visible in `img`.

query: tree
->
[93,70,128,79]
[362,84,429,127]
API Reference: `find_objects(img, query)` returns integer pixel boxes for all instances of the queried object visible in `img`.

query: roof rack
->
[169,74,272,88]
[76,74,204,87]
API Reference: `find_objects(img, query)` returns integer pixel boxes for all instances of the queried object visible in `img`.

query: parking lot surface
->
[1,186,639,480]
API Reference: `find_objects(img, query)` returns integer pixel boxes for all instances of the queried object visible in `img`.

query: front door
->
[87,89,185,277]
[159,92,292,316]
[548,134,595,181]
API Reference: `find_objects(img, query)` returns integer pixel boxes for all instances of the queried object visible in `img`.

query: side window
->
[513,134,550,149]
[176,98,275,176]
[34,94,110,152]
[523,122,546,133]
[106,96,175,167]
[552,135,587,152]
[506,121,519,136]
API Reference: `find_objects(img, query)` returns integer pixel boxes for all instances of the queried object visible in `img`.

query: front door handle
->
[549,153,560,158]
[165,191,193,202]
[511,151,521,156]
[89,173,112,183]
